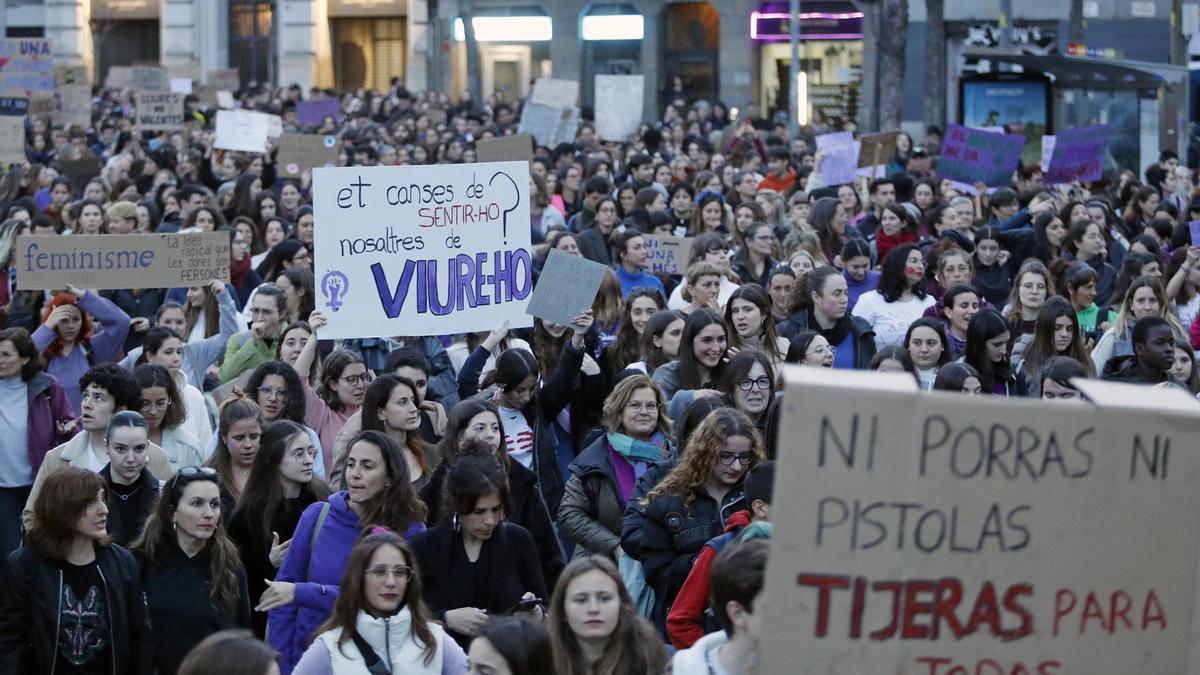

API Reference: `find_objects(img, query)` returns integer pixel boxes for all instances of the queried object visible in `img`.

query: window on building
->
[333,18,406,91]
[230,0,273,86]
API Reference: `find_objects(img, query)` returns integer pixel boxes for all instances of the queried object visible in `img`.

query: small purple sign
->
[937,124,1025,188]
[1045,125,1109,184]
[297,98,341,128]
[1190,221,1200,248]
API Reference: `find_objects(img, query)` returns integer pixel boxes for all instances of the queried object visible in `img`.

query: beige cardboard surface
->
[643,235,694,275]
[277,133,338,177]
[0,116,24,164]
[15,233,231,290]
[761,366,1200,674]
[131,66,167,92]
[207,68,240,93]
[105,66,132,89]
[52,84,91,128]
[858,130,900,168]
[135,91,185,131]
[475,134,534,163]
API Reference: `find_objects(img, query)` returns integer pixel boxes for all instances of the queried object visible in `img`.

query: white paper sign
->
[312,162,535,339]
[1041,135,1057,173]
[267,114,283,139]
[816,131,859,186]
[530,77,579,108]
[214,109,270,153]
[169,77,192,94]
[594,74,644,141]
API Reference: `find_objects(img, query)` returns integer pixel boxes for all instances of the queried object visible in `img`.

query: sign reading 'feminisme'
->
[313,161,534,339]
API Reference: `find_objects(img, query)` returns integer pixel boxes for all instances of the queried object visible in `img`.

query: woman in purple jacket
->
[0,326,75,554]
[32,285,131,412]
[262,430,427,674]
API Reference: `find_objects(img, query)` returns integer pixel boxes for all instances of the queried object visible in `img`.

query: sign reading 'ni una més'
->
[313,162,534,339]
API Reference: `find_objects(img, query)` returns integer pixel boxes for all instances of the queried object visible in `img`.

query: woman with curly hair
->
[548,556,668,675]
[132,466,252,674]
[620,407,764,628]
[244,360,326,477]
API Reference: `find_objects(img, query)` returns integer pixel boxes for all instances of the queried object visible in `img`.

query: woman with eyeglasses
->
[294,311,366,471]
[559,375,673,561]
[138,327,214,447]
[714,350,778,435]
[409,455,547,648]
[244,360,327,478]
[134,363,205,471]
[100,411,161,546]
[1005,259,1056,363]
[620,408,764,629]
[228,420,331,639]
[785,330,835,369]
[0,467,153,674]
[291,529,467,674]
[132,466,252,675]
[266,431,427,673]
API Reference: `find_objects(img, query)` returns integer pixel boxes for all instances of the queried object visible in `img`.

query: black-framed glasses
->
[717,452,756,467]
[736,377,771,392]
[365,565,413,581]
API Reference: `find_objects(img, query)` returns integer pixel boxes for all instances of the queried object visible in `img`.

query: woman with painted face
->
[99,411,159,547]
[620,408,764,630]
[1063,219,1118,306]
[409,456,548,648]
[1013,297,1095,397]
[724,283,789,362]
[0,468,153,674]
[778,265,877,368]
[132,467,252,675]
[852,244,936,349]
[939,284,981,358]
[559,375,673,561]
[33,285,132,411]
[905,317,952,390]
[228,420,331,638]
[652,309,729,403]
[291,530,468,674]
[547,556,668,675]
[265,431,427,673]
[1091,276,1185,374]
[457,311,594,515]
[963,308,1026,396]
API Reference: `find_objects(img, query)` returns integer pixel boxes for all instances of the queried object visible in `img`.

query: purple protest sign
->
[1045,125,1109,184]
[297,98,341,128]
[937,124,1025,188]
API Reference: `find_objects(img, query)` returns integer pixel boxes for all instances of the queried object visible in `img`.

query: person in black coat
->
[409,456,547,648]
[0,467,154,674]
[421,398,563,591]
[132,468,252,675]
[99,411,161,547]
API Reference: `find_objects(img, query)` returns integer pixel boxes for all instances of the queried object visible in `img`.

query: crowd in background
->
[0,74,1197,674]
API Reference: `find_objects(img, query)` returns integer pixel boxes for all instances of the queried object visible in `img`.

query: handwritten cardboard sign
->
[858,130,900,168]
[52,85,92,129]
[938,124,1025,188]
[27,91,54,117]
[297,98,341,127]
[0,96,28,117]
[277,134,338,177]
[0,116,25,165]
[15,233,231,290]
[594,74,644,141]
[518,104,580,148]
[525,249,608,326]
[214,109,270,153]
[135,91,185,131]
[644,235,694,275]
[760,366,1200,674]
[207,68,240,93]
[312,161,534,339]
[131,65,167,92]
[816,131,859,186]
[1045,125,1110,184]
[0,39,54,93]
[475,134,534,163]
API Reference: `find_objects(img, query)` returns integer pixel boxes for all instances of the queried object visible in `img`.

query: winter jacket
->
[666,510,752,648]
[218,327,284,383]
[25,371,76,480]
[557,435,630,559]
[776,308,878,368]
[651,360,688,402]
[31,290,132,411]
[121,287,240,389]
[268,491,426,674]
[0,543,154,674]
[1063,252,1119,307]
[1101,354,1183,387]
[420,459,563,592]
[576,225,614,266]
[23,432,175,530]
[292,608,468,675]
[620,469,745,628]
[457,340,586,513]
[670,630,730,675]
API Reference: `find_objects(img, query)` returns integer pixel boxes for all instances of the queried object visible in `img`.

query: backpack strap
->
[351,632,391,675]
[304,501,332,580]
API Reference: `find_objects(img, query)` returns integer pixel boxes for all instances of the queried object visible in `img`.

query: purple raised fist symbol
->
[321,270,349,312]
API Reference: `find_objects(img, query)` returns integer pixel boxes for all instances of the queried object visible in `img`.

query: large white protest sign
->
[816,131,859,186]
[530,77,579,108]
[594,75,644,141]
[214,109,270,153]
[313,162,534,339]
[760,366,1200,674]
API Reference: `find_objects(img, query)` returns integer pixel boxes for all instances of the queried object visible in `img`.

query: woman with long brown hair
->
[548,556,667,675]
[292,529,467,674]
[132,466,252,674]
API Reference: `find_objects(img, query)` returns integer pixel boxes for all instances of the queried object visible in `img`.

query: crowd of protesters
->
[0,72,1196,674]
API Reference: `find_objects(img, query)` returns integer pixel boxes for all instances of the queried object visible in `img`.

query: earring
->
[452,514,460,532]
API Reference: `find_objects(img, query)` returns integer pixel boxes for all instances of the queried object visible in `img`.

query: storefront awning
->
[962,47,1186,90]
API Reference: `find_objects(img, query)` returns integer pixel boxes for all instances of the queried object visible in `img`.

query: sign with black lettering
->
[761,367,1200,674]
[135,91,184,131]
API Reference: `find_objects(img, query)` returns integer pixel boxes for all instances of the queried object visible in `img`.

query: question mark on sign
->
[488,170,520,245]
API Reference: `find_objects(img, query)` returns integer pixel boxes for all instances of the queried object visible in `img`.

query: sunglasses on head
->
[171,466,220,496]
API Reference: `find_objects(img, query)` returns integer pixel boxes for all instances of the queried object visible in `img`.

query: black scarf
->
[809,311,852,346]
